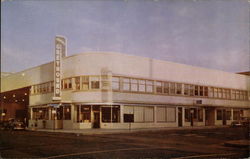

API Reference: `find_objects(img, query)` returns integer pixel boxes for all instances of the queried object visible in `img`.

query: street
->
[0,127,249,158]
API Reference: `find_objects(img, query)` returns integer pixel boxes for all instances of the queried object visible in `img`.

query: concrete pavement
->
[27,125,230,135]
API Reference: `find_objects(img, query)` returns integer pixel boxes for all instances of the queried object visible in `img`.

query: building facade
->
[1,52,250,129]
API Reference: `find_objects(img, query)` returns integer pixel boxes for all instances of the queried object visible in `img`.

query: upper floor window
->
[170,83,175,94]
[131,79,138,92]
[184,84,189,95]
[199,86,203,96]
[63,78,72,89]
[156,81,163,93]
[208,87,214,97]
[204,87,208,96]
[214,88,218,98]
[146,80,153,93]
[218,88,222,98]
[90,76,100,89]
[235,90,240,100]
[190,85,194,96]
[112,77,120,90]
[75,77,80,90]
[122,78,130,91]
[195,86,199,96]
[82,76,89,90]
[176,83,182,94]
[138,80,145,92]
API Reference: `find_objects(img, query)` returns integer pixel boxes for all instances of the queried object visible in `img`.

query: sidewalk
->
[27,125,229,135]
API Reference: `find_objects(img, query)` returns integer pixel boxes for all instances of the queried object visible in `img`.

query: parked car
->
[231,117,250,128]
[3,118,26,130]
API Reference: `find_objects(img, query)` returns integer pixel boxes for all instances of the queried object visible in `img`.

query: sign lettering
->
[53,36,67,101]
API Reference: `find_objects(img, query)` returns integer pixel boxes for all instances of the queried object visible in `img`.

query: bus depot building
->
[1,52,249,130]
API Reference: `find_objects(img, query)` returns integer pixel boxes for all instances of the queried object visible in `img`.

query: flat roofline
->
[2,52,249,78]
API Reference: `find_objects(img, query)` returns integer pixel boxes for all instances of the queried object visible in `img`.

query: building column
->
[182,107,185,127]
[30,108,34,120]
[154,106,157,123]
[71,104,74,122]
[231,108,234,121]
[120,105,124,123]
[48,107,52,120]
[72,78,76,90]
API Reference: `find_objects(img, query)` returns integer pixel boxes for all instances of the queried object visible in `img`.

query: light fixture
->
[3,96,6,99]
[22,99,25,102]
[13,94,16,97]
[15,100,18,102]
[24,93,27,96]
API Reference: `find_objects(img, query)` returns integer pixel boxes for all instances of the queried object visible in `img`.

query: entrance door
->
[178,108,183,127]
[205,107,215,126]
[93,112,100,128]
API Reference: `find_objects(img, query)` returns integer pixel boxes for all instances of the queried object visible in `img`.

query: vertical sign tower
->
[52,36,67,101]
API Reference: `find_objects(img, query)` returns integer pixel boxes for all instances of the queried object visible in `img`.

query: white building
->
[1,52,249,129]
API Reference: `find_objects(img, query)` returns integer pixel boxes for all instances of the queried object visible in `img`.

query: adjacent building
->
[1,52,249,129]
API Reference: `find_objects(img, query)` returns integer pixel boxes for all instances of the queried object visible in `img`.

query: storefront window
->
[77,105,91,122]
[185,108,190,122]
[33,108,49,120]
[56,107,63,120]
[101,106,120,123]
[217,110,222,120]
[226,110,231,120]
[198,108,203,122]
[233,110,241,120]
[166,107,176,122]
[124,106,134,122]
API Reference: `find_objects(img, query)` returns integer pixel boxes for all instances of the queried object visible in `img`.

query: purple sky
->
[1,0,249,73]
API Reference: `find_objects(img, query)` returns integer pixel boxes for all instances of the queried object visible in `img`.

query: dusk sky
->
[1,0,249,73]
